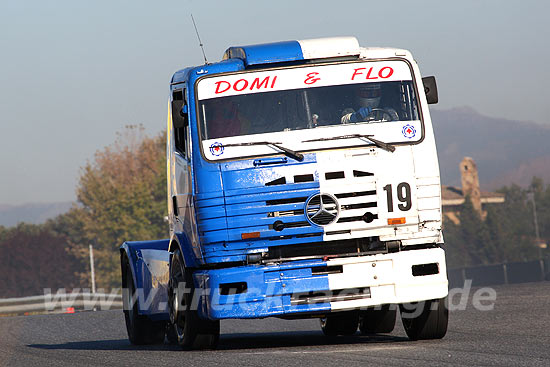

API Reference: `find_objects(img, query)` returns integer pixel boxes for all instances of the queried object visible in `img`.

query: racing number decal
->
[383,183,412,212]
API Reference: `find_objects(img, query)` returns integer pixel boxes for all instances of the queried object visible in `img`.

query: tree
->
[69,125,167,289]
[442,216,471,268]
[496,183,539,261]
[455,196,494,265]
[444,181,547,269]
[0,223,84,298]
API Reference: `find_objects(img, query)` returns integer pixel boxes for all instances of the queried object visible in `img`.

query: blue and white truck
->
[120,37,448,349]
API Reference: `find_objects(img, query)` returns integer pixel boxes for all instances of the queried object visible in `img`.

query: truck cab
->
[121,37,448,349]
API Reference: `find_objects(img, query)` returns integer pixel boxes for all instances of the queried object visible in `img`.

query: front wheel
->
[320,311,359,336]
[399,297,448,340]
[169,249,220,350]
[359,304,397,334]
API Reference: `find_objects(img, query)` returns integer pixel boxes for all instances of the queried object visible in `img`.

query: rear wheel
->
[320,311,359,336]
[400,297,448,340]
[169,249,220,350]
[122,254,166,345]
[359,304,397,334]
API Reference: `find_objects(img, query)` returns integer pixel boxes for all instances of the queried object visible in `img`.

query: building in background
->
[442,157,505,224]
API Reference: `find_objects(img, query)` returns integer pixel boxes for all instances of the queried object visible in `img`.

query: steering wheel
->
[366,108,395,122]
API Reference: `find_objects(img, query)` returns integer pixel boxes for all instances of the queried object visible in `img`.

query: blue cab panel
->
[129,38,364,320]
[194,259,331,319]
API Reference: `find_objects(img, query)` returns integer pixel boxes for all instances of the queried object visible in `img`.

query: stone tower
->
[460,157,482,215]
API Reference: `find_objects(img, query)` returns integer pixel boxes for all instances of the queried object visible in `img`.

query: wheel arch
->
[169,232,199,269]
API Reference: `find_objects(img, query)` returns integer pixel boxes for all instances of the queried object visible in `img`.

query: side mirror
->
[171,89,188,129]
[422,76,438,104]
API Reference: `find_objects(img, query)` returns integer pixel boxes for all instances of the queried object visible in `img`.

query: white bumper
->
[326,248,448,310]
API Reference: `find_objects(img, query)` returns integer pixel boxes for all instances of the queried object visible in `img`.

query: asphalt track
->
[1,282,549,367]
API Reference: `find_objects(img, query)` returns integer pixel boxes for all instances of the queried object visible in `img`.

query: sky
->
[0,0,549,205]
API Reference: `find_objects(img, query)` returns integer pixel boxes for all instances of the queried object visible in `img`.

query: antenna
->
[191,14,208,64]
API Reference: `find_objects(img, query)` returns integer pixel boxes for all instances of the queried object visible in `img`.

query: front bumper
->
[194,247,448,320]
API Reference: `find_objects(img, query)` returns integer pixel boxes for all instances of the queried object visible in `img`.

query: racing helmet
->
[357,83,381,108]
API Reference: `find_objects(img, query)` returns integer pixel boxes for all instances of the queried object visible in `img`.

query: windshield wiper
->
[302,134,395,153]
[223,141,304,161]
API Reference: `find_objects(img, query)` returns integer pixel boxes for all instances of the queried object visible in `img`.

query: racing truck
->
[120,36,448,349]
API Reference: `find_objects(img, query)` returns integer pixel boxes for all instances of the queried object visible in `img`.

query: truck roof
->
[223,37,361,66]
[171,37,412,86]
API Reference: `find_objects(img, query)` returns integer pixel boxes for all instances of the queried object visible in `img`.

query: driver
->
[341,83,399,123]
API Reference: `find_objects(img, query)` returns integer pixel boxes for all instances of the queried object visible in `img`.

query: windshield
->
[197,60,420,141]
[199,80,418,139]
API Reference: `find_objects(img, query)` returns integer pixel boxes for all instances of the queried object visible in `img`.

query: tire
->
[169,249,220,350]
[399,297,448,340]
[122,255,166,345]
[359,304,397,334]
[320,311,359,336]
[165,323,178,344]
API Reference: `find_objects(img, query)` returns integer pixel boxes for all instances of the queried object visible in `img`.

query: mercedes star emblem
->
[305,193,340,226]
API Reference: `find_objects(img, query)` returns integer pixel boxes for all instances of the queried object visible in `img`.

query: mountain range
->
[432,107,550,189]
[2,107,549,227]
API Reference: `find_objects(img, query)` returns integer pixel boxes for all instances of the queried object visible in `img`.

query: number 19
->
[383,182,412,212]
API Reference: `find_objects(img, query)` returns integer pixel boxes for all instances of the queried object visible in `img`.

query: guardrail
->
[448,258,550,288]
[0,292,123,316]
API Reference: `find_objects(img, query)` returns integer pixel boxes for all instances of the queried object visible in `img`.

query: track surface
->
[1,282,550,367]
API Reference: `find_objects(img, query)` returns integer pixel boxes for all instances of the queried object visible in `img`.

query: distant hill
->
[432,107,550,189]
[0,202,73,227]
